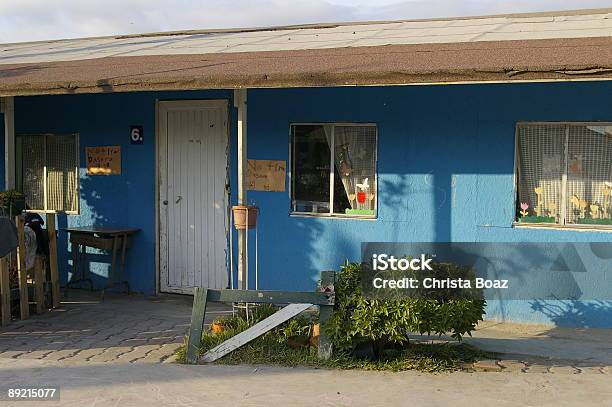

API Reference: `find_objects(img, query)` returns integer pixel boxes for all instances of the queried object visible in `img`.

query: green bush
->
[325,262,486,354]
[0,189,25,216]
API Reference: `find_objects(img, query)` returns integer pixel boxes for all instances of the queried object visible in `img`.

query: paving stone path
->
[0,292,229,365]
[471,358,611,374]
[1,293,609,374]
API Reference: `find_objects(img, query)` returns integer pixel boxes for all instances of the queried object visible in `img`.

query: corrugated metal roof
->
[1,8,612,96]
[2,9,612,65]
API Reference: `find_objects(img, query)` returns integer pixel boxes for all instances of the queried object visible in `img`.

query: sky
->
[0,0,611,43]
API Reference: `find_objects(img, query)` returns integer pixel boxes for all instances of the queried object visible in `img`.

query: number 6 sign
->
[130,125,144,144]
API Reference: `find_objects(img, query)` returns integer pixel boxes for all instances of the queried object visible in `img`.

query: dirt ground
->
[1,292,611,405]
[0,358,610,407]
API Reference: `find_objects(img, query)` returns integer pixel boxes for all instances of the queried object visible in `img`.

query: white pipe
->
[234,89,248,290]
[1,97,15,189]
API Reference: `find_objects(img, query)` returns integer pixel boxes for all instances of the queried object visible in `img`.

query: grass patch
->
[175,305,490,373]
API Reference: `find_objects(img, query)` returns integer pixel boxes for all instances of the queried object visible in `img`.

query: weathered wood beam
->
[186,287,208,364]
[201,303,312,363]
[33,255,45,314]
[15,216,29,319]
[0,256,11,326]
[1,96,15,189]
[206,289,334,306]
[318,271,336,359]
[46,214,60,308]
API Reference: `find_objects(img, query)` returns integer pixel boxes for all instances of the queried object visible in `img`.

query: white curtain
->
[326,125,376,211]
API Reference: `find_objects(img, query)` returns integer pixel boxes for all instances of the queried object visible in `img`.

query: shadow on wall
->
[242,204,326,291]
[380,175,412,242]
[59,171,117,290]
[530,299,612,328]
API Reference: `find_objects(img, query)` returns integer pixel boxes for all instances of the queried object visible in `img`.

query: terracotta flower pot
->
[309,323,320,347]
[232,205,258,230]
[210,322,225,334]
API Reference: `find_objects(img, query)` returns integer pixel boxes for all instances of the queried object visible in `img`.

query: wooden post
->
[33,255,45,314]
[234,89,248,290]
[0,256,10,326]
[46,213,60,308]
[318,270,336,359]
[15,216,29,319]
[2,96,15,189]
[186,287,208,364]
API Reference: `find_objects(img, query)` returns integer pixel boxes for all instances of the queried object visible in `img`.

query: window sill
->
[25,209,79,216]
[513,222,612,233]
[290,211,377,220]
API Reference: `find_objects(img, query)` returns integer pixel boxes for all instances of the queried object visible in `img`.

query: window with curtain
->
[516,123,612,227]
[290,124,377,217]
[16,134,79,213]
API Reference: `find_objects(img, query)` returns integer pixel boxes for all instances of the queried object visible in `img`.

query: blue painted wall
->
[10,81,612,327]
[245,82,612,327]
[14,90,236,295]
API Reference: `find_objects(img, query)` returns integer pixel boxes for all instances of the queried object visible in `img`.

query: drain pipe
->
[1,97,15,189]
[234,89,248,290]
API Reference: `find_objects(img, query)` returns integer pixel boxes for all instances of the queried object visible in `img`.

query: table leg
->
[65,242,79,297]
[102,236,119,300]
[71,242,79,284]
[80,244,93,291]
[120,234,129,294]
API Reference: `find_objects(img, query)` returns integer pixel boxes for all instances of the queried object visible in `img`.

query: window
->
[16,134,79,213]
[515,123,612,228]
[290,124,377,217]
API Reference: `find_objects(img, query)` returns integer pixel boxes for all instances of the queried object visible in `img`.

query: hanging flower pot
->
[232,205,259,230]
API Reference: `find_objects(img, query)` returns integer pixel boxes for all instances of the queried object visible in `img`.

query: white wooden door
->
[158,100,229,294]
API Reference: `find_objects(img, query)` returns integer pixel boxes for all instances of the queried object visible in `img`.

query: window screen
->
[516,123,612,227]
[16,134,79,213]
[291,124,377,217]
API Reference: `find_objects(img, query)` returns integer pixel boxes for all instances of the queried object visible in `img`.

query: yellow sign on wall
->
[247,160,286,192]
[86,146,121,175]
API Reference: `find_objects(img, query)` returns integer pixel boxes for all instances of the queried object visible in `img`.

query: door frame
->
[155,99,230,294]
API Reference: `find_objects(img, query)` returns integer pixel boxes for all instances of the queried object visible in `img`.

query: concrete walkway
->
[1,292,611,374]
[406,320,612,374]
[1,294,612,405]
[0,358,611,406]
[467,320,612,366]
[0,291,230,364]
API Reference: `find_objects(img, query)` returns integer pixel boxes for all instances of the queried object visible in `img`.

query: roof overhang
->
[1,36,612,96]
[3,7,612,97]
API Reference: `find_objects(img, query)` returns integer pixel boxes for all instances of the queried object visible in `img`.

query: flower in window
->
[590,204,600,219]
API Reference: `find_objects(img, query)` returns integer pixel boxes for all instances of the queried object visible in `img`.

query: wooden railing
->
[0,214,61,327]
[186,271,335,364]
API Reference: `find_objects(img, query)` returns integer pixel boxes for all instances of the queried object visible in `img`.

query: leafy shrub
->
[0,189,24,216]
[173,288,488,372]
[325,262,486,354]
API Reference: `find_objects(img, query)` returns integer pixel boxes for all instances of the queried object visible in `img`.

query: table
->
[63,226,140,299]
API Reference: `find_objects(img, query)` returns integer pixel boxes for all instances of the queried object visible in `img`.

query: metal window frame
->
[289,122,378,219]
[16,132,80,215]
[514,121,612,230]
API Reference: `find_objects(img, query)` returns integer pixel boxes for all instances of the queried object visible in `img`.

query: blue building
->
[2,9,612,327]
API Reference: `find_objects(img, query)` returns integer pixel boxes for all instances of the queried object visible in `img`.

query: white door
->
[158,100,229,294]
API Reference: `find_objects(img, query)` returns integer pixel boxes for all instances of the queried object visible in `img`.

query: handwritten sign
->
[247,160,286,192]
[86,146,121,175]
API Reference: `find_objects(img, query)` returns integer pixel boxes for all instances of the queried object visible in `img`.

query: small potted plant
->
[0,189,25,217]
[231,205,258,230]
